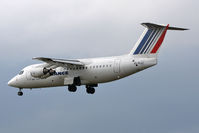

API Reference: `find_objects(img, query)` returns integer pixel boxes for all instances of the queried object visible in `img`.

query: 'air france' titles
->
[53,71,68,76]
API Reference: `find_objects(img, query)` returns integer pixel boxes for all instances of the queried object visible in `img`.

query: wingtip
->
[32,57,41,60]
[183,28,189,30]
[32,57,46,60]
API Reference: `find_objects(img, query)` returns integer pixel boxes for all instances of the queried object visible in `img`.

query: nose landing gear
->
[18,88,23,96]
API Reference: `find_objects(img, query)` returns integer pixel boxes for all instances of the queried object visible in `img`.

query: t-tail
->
[129,23,188,56]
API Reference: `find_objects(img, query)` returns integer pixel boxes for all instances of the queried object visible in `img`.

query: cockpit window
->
[19,70,24,75]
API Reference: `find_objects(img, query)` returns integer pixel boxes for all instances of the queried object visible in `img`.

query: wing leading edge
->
[33,57,85,66]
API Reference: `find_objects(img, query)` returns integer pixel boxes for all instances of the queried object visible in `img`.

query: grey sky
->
[0,0,199,133]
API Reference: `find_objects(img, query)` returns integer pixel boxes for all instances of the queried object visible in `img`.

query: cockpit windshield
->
[19,70,24,75]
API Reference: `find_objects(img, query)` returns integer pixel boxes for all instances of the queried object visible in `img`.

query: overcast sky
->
[1,0,199,133]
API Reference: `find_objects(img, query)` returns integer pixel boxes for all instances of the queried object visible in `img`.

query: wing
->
[33,57,84,67]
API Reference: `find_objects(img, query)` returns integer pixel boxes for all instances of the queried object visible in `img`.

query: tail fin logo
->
[129,23,188,55]
[133,24,169,55]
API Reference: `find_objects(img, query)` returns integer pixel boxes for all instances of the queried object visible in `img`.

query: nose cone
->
[8,77,17,87]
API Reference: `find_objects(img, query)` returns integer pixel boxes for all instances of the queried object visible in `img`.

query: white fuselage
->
[8,54,157,89]
[7,22,187,96]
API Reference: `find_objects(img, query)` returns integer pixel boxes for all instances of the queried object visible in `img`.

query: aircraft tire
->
[68,85,77,92]
[18,91,23,96]
[86,87,95,94]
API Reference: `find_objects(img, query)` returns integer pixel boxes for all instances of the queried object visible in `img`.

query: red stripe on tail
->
[150,24,169,53]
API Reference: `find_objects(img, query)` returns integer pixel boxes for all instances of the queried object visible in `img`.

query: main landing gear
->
[86,84,98,94]
[86,86,95,94]
[67,84,98,94]
[68,85,77,92]
[18,88,23,96]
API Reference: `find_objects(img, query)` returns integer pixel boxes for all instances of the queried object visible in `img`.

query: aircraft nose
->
[8,77,17,87]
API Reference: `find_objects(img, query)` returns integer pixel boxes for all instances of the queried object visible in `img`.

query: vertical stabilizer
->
[129,23,188,55]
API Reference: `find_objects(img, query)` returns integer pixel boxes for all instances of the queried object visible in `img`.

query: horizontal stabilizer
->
[142,23,189,31]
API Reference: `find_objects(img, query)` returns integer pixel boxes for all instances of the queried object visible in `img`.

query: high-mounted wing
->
[33,57,84,67]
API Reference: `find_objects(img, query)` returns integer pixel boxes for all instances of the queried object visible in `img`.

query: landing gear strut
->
[18,88,23,96]
[68,85,77,92]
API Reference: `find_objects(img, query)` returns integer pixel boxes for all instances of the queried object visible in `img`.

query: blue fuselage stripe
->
[134,29,153,54]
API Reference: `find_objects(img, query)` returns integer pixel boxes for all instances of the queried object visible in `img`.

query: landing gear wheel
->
[68,85,77,92]
[86,87,95,94]
[18,91,23,96]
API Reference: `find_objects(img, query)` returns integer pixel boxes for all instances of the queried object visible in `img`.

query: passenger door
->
[113,59,120,73]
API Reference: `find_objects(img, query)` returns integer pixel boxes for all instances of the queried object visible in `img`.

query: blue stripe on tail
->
[144,29,161,54]
[140,30,156,54]
[133,29,153,54]
[144,29,162,54]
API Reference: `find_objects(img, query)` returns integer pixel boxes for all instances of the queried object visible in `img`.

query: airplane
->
[8,23,188,96]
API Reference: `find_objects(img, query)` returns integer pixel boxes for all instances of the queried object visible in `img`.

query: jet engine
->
[30,67,56,78]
